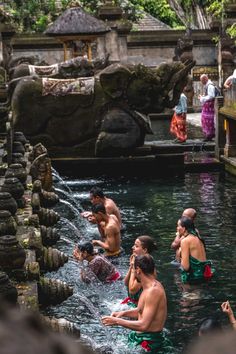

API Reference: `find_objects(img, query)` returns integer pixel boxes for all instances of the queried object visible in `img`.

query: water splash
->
[60,216,82,239]
[60,199,83,216]
[52,168,74,194]
[55,187,81,209]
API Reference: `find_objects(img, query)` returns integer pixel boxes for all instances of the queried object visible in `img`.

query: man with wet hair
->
[91,203,121,257]
[81,186,122,228]
[102,255,171,352]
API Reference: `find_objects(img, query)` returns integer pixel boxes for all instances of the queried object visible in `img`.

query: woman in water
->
[177,216,214,283]
[121,235,157,307]
[73,241,121,283]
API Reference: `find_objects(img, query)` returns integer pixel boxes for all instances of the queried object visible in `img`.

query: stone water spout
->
[0,235,26,269]
[32,180,59,208]
[0,210,17,236]
[40,225,60,246]
[0,271,18,304]
[38,277,73,306]
[0,192,17,216]
[39,246,68,271]
[5,163,28,188]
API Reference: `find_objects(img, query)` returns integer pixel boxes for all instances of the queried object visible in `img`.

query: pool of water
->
[44,171,236,353]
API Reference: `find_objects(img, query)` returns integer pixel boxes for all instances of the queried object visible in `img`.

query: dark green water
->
[45,171,236,353]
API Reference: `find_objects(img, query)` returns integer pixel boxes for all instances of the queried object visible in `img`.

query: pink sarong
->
[201,100,215,139]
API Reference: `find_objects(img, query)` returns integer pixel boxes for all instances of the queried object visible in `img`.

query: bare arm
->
[92,239,110,250]
[221,301,236,330]
[171,233,182,250]
[111,307,139,319]
[102,288,161,331]
[180,238,190,271]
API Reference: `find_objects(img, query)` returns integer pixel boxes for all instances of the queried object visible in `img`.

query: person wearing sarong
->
[122,236,157,307]
[170,91,187,143]
[73,241,121,283]
[171,208,198,263]
[177,216,214,284]
[199,74,216,141]
[102,255,172,353]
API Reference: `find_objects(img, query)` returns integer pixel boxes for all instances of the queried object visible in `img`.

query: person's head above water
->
[198,317,222,336]
[132,235,157,256]
[182,208,197,221]
[77,241,94,256]
[134,254,156,276]
[177,216,196,236]
[89,187,105,204]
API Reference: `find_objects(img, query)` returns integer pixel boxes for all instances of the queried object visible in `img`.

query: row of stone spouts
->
[0,131,79,337]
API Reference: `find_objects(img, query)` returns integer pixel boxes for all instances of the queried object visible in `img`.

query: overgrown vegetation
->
[2,0,236,40]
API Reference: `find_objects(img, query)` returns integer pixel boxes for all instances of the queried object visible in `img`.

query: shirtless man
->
[171,208,197,261]
[81,187,122,229]
[91,203,121,257]
[102,255,170,352]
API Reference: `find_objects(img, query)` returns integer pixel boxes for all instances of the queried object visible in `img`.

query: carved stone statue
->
[11,60,195,157]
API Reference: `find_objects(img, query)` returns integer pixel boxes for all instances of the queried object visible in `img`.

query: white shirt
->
[200,80,215,104]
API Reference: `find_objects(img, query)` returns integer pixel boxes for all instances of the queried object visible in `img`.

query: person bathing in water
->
[102,255,171,353]
[73,241,121,283]
[177,216,214,283]
[91,203,121,258]
[171,208,198,263]
[122,235,157,307]
[81,187,122,230]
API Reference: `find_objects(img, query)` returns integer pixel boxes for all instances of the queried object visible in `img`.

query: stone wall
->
[10,29,218,67]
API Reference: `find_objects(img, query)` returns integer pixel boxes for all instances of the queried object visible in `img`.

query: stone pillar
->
[97,1,131,63]
[221,34,235,83]
[224,118,236,157]
[215,97,225,159]
[0,33,3,65]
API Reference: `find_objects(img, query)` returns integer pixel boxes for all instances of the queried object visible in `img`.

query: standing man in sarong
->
[199,74,216,141]
[170,90,188,143]
[102,255,172,353]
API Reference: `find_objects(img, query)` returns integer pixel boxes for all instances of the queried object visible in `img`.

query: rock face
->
[11,60,195,157]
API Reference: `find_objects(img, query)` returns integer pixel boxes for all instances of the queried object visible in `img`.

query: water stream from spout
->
[60,216,82,239]
[73,293,113,343]
[55,187,80,209]
[52,168,74,194]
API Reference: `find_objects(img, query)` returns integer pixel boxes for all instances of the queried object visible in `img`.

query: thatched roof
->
[134,13,171,31]
[45,7,110,36]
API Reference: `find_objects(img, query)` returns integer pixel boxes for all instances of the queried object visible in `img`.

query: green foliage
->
[129,0,180,27]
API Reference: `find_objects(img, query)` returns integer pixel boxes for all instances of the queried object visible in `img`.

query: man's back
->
[104,197,122,227]
[138,280,167,332]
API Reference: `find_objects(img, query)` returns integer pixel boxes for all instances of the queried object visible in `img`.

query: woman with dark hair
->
[177,216,214,283]
[121,235,157,307]
[73,241,120,283]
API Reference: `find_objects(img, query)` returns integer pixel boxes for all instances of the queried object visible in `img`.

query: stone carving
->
[9,55,109,80]
[29,144,53,191]
[0,235,26,269]
[11,60,195,157]
[0,271,18,304]
[0,192,18,216]
[0,210,17,236]
[32,180,59,208]
[38,277,73,306]
[39,246,68,271]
